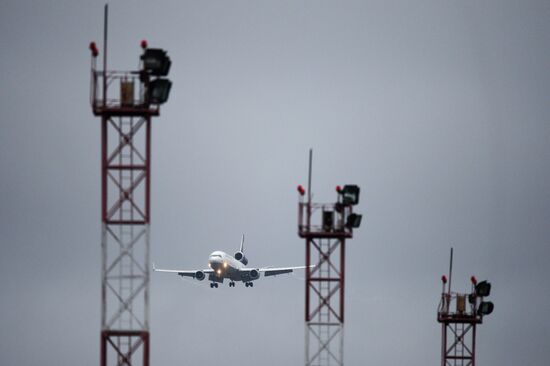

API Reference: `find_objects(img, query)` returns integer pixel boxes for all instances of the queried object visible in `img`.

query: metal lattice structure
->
[438,291,481,366]
[98,113,153,366]
[89,7,169,365]
[437,252,492,366]
[301,227,348,366]
[298,152,361,366]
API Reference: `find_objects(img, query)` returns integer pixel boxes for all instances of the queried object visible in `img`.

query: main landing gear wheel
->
[245,282,254,287]
[210,283,219,288]
[229,282,235,287]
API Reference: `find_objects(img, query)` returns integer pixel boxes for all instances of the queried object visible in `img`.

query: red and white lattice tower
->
[437,249,494,366]
[89,6,171,365]
[298,150,362,366]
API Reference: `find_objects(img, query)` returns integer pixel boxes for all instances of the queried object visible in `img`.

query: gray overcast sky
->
[1,1,549,365]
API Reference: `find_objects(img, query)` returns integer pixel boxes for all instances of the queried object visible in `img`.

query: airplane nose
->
[209,257,221,268]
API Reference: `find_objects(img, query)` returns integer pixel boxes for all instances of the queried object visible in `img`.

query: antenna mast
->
[448,247,453,295]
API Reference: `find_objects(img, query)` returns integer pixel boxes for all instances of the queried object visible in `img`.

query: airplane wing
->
[153,263,213,279]
[259,265,313,277]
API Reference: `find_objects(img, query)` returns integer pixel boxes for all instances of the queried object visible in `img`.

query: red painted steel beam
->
[299,232,353,239]
[101,118,107,223]
[340,239,345,323]
[107,165,147,170]
[145,118,151,223]
[308,277,341,281]
[105,220,147,225]
[94,107,159,117]
[305,238,311,322]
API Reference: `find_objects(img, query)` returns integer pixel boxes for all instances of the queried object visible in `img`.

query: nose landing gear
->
[229,281,235,287]
[210,282,219,288]
[245,282,254,288]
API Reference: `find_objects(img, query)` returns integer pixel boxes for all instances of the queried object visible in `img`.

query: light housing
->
[89,41,99,57]
[475,280,491,297]
[346,213,362,228]
[141,48,171,76]
[148,79,172,104]
[477,301,494,316]
[341,185,360,205]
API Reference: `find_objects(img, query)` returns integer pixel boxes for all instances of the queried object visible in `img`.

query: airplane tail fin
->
[240,234,245,253]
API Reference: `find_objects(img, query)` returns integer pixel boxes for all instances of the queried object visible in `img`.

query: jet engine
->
[249,269,260,280]
[234,251,248,265]
[194,270,205,281]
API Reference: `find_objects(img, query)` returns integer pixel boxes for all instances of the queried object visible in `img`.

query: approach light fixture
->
[475,280,491,297]
[346,213,362,228]
[477,301,494,316]
[341,185,360,205]
[148,79,172,104]
[141,48,171,76]
[474,279,494,317]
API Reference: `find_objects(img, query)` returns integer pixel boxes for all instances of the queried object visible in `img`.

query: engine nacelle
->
[250,269,260,280]
[234,251,248,265]
[194,270,205,281]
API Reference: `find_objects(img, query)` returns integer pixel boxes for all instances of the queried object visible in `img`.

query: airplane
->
[153,235,311,288]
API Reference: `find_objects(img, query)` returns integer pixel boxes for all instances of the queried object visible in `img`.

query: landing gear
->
[229,281,235,287]
[210,282,219,288]
[245,282,254,288]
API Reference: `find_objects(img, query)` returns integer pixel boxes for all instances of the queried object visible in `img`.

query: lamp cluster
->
[471,279,494,316]
[440,275,494,318]
[338,185,362,229]
[140,46,172,104]
[296,183,363,232]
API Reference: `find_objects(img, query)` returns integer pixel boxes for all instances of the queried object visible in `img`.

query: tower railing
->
[91,70,159,116]
[298,202,353,238]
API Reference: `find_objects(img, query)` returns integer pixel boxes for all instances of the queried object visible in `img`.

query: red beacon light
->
[441,275,447,284]
[297,185,305,196]
[140,39,148,49]
[470,276,477,285]
[336,185,342,193]
[89,41,99,57]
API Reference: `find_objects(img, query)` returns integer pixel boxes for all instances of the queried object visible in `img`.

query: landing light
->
[148,79,172,104]
[217,269,221,275]
[346,213,362,228]
[141,48,171,76]
[477,301,494,316]
[223,262,227,268]
[475,280,491,297]
[340,185,360,205]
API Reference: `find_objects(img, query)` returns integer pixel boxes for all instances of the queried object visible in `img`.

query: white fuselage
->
[208,251,246,281]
